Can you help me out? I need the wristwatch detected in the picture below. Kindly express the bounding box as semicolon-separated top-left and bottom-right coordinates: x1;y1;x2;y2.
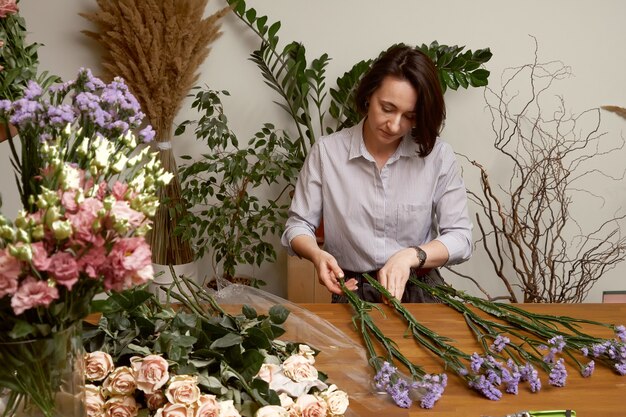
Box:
410;246;427;269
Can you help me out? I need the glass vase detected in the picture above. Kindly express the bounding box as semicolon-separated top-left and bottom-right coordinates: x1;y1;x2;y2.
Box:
0;323;86;417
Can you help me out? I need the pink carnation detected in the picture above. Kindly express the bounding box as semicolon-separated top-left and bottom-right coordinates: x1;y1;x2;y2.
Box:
103;237;153;291
78;245;107;279
67;197;103;244
31;241;51;271
0;248;21;298
11;277;59;315
60;190;79;213
110;200;146;228
111;181;129;200
48;251;80;290
0;0;18;18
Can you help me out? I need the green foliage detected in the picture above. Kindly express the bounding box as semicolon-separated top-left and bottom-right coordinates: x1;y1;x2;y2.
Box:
83;285;303;416
176;89;299;280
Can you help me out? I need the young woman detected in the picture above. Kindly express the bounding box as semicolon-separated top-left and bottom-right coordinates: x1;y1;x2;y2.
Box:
281;44;472;303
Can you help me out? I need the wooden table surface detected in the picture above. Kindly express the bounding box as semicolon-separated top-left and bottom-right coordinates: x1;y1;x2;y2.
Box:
295;303;626;417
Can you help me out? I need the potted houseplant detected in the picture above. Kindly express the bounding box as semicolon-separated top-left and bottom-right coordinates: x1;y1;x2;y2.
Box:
177;88;298;287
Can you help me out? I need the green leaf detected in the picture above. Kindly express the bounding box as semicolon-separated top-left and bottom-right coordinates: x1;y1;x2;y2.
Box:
269;305;290;324
242;305;257;319
210;333;244;349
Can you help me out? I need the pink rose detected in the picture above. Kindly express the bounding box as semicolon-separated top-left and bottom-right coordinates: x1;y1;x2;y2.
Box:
0;248;21;298
145;391;167;411
78;245;107;279
48;251;80;290
110;200;146;228
85;351;114;382
30;241;51;271
282;355;318;382
104;237;152;291
320;384;349;415
103;367;137;396
130;355;169;394
154;402;189;417
165;375;200;405
295;394;327;417
103;396;138;417
85;384;105;417
0;0;18;18
11;277;59;315
193;394;220;417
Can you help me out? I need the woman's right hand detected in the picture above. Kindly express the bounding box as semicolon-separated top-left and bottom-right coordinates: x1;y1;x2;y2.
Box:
312;250;358;295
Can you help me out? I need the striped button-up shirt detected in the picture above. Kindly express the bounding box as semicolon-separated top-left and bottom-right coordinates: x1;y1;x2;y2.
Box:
281;119;472;272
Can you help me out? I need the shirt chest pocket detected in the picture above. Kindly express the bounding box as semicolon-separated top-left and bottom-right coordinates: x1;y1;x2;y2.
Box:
395;203;430;245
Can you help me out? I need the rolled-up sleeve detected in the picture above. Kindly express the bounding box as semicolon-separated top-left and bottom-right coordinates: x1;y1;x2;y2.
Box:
281;141;323;255
433;145;473;265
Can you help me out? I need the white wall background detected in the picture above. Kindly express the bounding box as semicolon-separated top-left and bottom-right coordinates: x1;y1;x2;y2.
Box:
2;0;625;301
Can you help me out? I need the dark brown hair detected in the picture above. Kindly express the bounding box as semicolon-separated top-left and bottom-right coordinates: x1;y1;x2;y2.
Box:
355;44;446;157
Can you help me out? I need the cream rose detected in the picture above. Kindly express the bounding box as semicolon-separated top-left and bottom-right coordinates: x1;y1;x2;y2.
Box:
85;351;114;382
103;395;138;417
85;384;105;417
297;345;316;364
102;366;137;396
165;375;200;405
131;354;170;394
218;400;241;417
154;402;190;417
255;363;280;384
295;394;327;417
321;384;349;415
278;393;294;409
193;394;220;417
255;405;289;417
282;355;318;382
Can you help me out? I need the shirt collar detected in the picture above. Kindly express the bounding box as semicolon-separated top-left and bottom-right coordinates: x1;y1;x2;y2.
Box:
348;119;419;161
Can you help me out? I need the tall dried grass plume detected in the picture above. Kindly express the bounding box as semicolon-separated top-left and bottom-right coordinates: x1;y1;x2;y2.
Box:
81;0;228;265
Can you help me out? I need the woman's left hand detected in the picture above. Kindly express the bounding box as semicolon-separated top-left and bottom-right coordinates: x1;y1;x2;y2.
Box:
378;248;415;302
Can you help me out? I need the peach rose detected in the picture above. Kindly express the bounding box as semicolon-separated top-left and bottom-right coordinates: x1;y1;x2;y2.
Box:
297;345;316;364
103;396;138;417
218;400;241;417
282;355;318;382
145;391;167;411
255;405;289;417
102;367;136;396
255;363;280;384
278;393;294;409
85;351;114;382
131;355;169;394
85;384;105;417
192;394;220;417
154;402;189;417
295;394;327;417
321;384;349;415
165;375;200;405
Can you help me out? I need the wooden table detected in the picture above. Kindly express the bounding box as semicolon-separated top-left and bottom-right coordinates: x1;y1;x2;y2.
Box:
296;303;626;417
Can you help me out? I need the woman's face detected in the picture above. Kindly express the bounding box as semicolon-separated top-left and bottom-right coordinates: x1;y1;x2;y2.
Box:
363;75;417;148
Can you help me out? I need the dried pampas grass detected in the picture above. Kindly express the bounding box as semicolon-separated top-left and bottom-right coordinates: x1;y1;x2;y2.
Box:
81;0;228;264
602;105;626;121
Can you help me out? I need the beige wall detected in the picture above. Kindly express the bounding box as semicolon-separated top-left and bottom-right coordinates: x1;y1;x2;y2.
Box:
2;0;625;301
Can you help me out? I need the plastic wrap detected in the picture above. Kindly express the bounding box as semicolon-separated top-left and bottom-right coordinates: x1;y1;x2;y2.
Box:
208;278;394;416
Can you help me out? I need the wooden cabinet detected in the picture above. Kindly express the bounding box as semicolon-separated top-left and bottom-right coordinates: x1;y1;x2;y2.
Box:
286;255;331;303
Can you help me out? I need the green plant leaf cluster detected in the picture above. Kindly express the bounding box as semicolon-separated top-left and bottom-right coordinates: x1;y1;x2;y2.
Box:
83;285;303;416
176;89;299;280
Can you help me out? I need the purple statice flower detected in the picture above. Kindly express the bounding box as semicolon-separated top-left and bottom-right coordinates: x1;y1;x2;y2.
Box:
591;342;608;357
387;378;415;408
548;358;567;387
416;373;447;409
615;325;626;343
548;335;566;352
501;367;521;394
615;363;626;375
0;99;11;113
490;335;510;353
469;375;502;400
581;346;589;357
139;125;155;143
470;352;484;373
9;98;44;128
47;104;75;128
108;120;130;136
374;361;396;391
23;80;43;100
73;67;106;92
582;360;595;377
519;362;541;393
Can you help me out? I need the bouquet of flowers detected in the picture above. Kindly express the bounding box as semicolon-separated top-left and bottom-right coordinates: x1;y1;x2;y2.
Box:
83;282;350;417
0;69;169;416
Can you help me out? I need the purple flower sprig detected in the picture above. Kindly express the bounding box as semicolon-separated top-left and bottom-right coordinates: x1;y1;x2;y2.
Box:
338;279;446;409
